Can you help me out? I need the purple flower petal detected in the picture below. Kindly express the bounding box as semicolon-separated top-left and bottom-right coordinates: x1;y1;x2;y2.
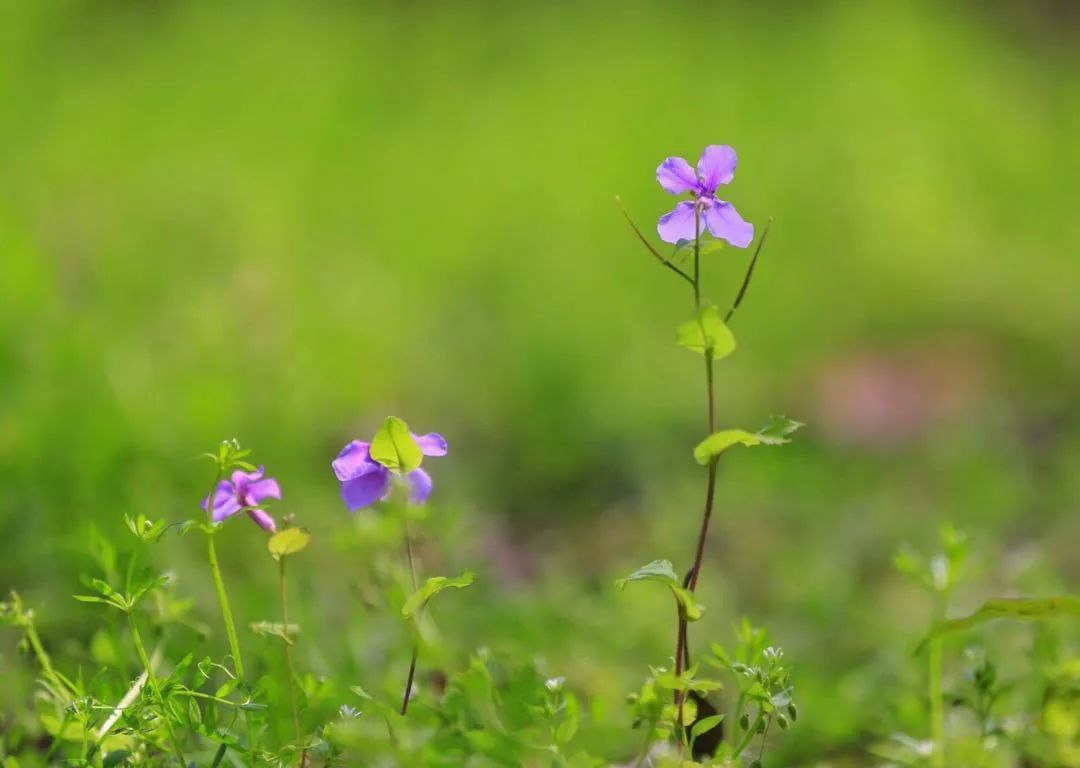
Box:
697;145;737;193
656;156;699;196
205;480;242;523
413;432;448;457
704;200;754;248
657;200;704;244
246;507;277;533
245;476;282;505
231;467;264;487
332;441;377;482
341;467;391;511
406;468;433;504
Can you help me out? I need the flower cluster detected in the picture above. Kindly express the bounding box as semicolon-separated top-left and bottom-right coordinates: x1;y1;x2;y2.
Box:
203;423;447;533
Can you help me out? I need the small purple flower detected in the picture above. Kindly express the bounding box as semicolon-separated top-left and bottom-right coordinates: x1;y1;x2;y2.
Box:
201;467;282;532
332;432;447;511
656;145;754;248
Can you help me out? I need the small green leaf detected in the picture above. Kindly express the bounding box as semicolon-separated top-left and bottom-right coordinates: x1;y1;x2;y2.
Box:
615;559;680;587
215;678;240;699
268;528;312;558
676;305;735;359
401;572;475;619
616;560;704;622
672;237;726;263
680;696;698;726
370;417;423;474
755;415;805;442
692;430;763;465
691;713;725;739
917;595;1080;652
693;415;804;465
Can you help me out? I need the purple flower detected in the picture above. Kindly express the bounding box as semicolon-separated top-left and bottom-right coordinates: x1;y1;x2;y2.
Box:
201;466;282;532
332;432;447;511
656;145;754;248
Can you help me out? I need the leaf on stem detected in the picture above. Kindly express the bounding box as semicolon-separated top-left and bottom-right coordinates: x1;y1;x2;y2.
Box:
693;415;804;465
916;595;1080;652
370;417;423;474
672;236;726;263
268;528;312;558
677;306;736;359
615;560;704;622
401;572;475;619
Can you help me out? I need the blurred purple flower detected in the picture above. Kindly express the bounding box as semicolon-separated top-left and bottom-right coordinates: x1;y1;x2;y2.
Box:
202;467;281;532
332;432;447;511
656;145;754;248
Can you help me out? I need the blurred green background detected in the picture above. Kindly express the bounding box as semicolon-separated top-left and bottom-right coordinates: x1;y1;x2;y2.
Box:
2;1;1078;762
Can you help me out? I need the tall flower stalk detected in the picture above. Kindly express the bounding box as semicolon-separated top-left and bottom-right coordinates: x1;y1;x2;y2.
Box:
620;144;783;746
331;417;451;718
198;440;283;757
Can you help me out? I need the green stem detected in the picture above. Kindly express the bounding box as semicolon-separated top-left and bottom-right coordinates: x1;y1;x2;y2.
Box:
207;534;245;681
929;635;945;768
23;613;71;703
128;612;186;766
928;589;947;768
400;517;420;716
757;714;772;764
732;710;765;757
204;470;257;757
279;556;307;766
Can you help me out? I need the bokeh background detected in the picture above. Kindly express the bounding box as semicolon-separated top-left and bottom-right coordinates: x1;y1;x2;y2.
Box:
2;1;1078;762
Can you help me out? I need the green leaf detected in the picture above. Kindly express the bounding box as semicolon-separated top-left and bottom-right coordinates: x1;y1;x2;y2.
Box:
268;528;312;558
676;305;735;359
691;713;725;740
672;237;726;263
693;415;804;465
615;560;704;622
917;595;1080;652
692;430;763;464
401;572;475;619
615;559;679;586
370;416;423;474
755;415;805;442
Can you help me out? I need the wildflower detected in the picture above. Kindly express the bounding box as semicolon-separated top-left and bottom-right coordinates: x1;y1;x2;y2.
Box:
656;145;754;247
332;431;447;511
202;467;282;532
